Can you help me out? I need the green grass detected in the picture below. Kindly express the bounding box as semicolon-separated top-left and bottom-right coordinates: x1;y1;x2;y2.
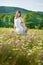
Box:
0;28;43;65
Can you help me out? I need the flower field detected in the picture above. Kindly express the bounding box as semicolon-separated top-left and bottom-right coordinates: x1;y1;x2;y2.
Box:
0;28;43;65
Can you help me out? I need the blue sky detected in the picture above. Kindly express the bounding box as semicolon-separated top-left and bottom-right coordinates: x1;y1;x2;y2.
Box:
0;0;43;11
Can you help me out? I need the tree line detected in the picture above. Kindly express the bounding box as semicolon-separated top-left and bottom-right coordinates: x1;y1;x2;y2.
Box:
0;12;43;29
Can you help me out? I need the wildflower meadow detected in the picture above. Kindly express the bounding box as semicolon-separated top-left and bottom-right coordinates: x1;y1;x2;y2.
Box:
0;28;43;65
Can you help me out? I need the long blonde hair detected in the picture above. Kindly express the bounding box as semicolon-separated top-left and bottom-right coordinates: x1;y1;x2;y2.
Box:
15;11;21;19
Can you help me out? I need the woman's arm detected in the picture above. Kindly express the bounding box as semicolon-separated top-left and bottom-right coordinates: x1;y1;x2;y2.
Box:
20;17;26;28
14;24;16;29
14;18;16;29
20;17;28;32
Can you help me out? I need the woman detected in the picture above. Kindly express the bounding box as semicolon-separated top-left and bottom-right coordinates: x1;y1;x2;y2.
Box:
14;11;28;34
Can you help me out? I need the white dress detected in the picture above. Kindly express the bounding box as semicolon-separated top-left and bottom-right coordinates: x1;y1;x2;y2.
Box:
14;17;24;34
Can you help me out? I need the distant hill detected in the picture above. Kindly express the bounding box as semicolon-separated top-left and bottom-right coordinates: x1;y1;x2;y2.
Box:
0;6;30;15
0;6;43;15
